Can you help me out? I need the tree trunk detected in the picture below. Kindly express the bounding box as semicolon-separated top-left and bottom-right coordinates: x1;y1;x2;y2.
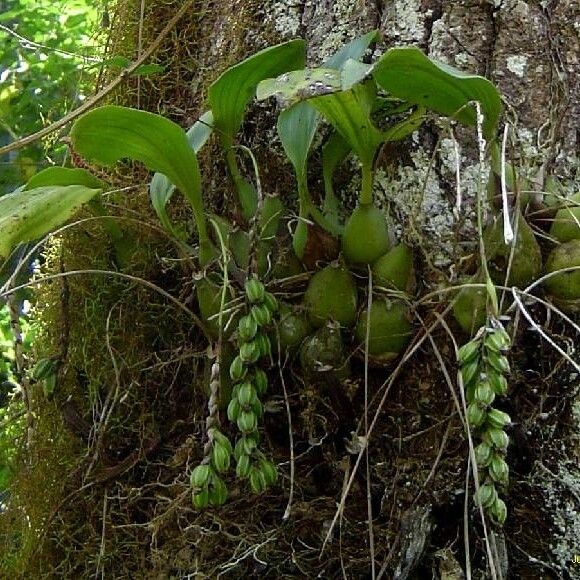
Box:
4;1;579;578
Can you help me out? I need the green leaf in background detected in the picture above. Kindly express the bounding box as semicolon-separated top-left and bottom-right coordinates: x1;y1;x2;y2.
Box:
131;63;165;77
371;47;502;138
149;110;214;238
70;105;213;264
0;185;101;260
23;166;105;190
23;166;138;268
209;39;306;143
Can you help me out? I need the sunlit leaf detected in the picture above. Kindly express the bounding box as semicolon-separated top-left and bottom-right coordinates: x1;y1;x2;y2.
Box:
257;68;340;107
149;110;214;238
372;47;501;138
70;105;211;262
0;185;100;260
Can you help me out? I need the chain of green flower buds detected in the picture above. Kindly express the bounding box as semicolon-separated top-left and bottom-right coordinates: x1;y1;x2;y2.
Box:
190;361;233;508
227;277;279;494
458;319;512;525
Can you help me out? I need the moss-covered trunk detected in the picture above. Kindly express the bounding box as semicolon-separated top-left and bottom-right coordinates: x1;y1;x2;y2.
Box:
2;1;579;578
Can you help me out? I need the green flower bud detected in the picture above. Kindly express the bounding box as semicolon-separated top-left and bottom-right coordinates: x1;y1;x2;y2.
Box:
487;370;508;396
484;331;508;354
251;303;272;327
487;408;511;429
212;430;233;454
461;360;480;388
237;382;257;407
255;333;272;358
208;475;228;506
251;398;263;418
227;396;241;422
211;442;231;473
238;314;258;342
467;403;486;428
474;442;493;467
489;455;509;485
237;410;257;433
236;454;251;478
230;355;247;382
242;435;258;455
239;341;260;363
474;381;495;406
259;458;278;486
486;351;510;374
263;292;279;313
487;428;509;450
245;278;266;304
190;464;211;488
192;487;209;509
457;341;481;365
475;482;497;509
249;467;267;494
490;497;507;525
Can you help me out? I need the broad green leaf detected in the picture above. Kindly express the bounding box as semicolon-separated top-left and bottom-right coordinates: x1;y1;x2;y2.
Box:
277;102;318;181
24;167;104;190
209;39;306;143
311;81;383;167
149;110;214;238
0;185;100;260
70;105;211;262
372;47;501;138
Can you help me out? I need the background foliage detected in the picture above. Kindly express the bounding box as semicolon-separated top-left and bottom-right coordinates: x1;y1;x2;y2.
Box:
0;0;99;193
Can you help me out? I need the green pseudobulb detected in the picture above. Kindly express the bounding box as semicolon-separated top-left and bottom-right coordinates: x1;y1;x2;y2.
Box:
355;299;413;360
544;239;580;312
342;203;390;265
549;192;580;243
484;211;542;288
452;278;487;335
372;244;414;292
277;303;311;350
300;323;350;381
304;263;358;328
